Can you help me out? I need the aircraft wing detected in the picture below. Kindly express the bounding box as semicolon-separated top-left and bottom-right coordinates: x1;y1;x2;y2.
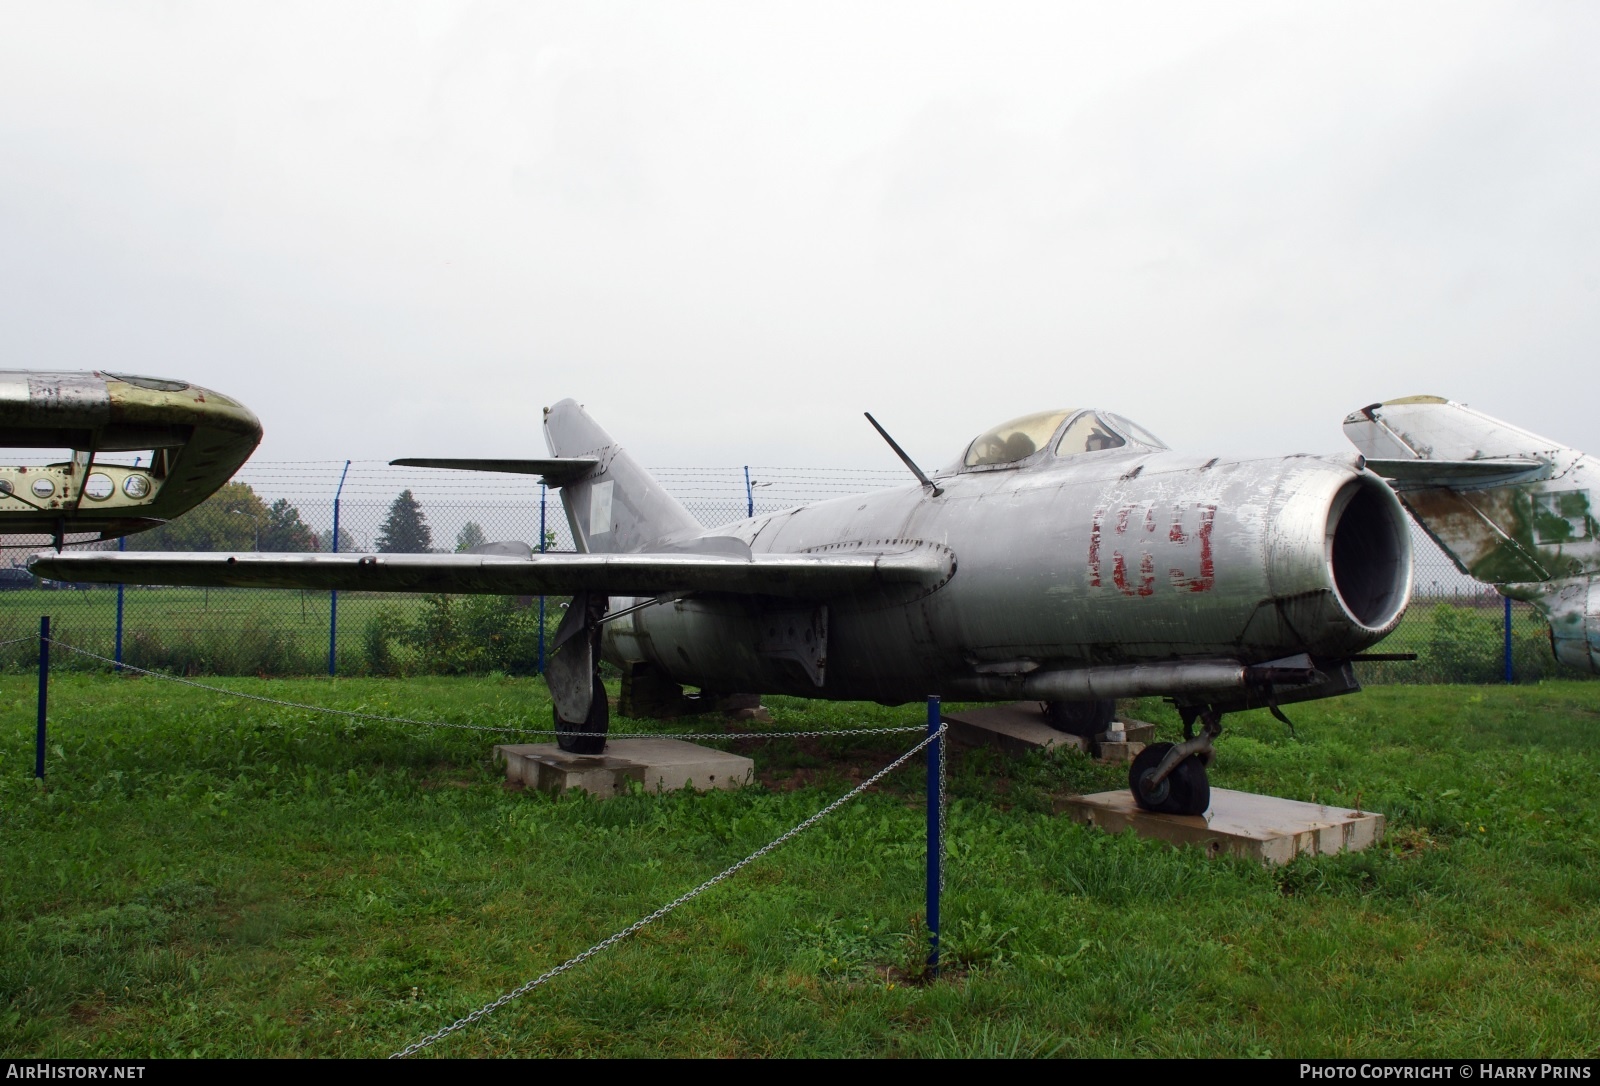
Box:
28;548;952;599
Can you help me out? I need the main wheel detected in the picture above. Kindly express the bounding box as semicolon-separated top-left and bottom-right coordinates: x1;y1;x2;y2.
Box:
1043;698;1116;737
1128;742;1210;816
555;675;610;755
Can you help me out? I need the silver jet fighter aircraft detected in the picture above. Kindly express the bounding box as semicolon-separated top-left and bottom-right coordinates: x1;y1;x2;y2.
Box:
34;400;1415;815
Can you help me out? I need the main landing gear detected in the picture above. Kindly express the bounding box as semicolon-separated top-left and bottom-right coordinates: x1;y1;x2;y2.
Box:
1128;706;1221;816
546;592;611;756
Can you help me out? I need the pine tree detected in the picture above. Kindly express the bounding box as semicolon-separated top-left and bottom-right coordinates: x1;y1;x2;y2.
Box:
376;489;433;553
260;498;317;552
455;521;487;552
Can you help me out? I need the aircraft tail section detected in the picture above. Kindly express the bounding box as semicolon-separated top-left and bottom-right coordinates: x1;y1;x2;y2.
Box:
542;399;703;554
1345;396;1600;672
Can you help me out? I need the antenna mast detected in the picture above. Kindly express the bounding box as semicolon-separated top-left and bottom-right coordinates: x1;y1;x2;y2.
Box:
864;413;943;497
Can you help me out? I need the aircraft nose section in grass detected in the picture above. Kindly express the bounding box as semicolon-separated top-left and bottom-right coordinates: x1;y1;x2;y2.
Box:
1346;396;1600;673
0;370;262;546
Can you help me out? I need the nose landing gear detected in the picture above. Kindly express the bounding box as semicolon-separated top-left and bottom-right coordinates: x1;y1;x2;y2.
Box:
1129;707;1221;816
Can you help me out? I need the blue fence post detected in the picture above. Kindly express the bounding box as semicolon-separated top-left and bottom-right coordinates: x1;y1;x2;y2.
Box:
114;533;126;670
36;616;50;779
926;694;942;977
744;465;754;518
1503;595;1514;684
329;459;351;677
538;483;547;675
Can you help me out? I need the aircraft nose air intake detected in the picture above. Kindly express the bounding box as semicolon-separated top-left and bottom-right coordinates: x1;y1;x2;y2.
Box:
1326;474;1412;632
1258;464;1412;659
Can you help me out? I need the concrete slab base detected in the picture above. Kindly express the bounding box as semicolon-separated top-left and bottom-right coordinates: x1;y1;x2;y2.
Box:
495;738;754;798
943;703;1156;763
1094;739;1145;765
1113;720;1157;745
944;704;1089;755
1064;787;1385;866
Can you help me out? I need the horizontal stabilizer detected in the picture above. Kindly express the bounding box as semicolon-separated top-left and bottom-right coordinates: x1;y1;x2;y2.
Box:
389;458;598;487
29;548;952;600
1363;456;1546;490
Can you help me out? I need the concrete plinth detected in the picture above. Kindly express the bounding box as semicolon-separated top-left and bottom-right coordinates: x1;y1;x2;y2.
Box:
495;738;754;798
943;703;1156;762
1065;787;1384;866
1094;739;1144;765
944;704;1088;755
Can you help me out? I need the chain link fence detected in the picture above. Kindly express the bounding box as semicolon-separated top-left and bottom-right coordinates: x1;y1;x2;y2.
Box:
0;460;1587;683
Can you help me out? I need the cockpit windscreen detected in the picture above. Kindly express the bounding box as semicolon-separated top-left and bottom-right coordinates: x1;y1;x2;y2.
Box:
1056;413;1125;455
1056;411;1169;456
1103;413;1167;450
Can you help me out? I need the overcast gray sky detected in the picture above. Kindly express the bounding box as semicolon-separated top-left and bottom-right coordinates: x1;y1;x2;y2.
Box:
1;1;1594;472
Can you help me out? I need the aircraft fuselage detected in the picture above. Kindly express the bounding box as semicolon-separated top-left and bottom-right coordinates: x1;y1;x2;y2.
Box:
605;448;1413;706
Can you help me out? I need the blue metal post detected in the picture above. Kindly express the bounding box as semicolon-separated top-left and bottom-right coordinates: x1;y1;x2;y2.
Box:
1503;594;1514;684
328;459;351;676
538;483;547;675
926;694;942;976
744;465;754;518
114;533;126;670
35;616;50;779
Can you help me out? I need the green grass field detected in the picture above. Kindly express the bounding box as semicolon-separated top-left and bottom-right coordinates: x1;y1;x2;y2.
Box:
3;675;1598;1057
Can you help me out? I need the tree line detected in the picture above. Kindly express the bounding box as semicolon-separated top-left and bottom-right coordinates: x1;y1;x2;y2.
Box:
128;485;492;554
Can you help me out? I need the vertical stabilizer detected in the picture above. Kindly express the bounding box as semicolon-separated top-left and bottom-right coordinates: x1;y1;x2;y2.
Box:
542;399;702;554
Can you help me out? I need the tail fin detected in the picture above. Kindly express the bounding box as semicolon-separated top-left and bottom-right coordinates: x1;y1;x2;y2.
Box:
543;399;702;554
1344;396;1596;584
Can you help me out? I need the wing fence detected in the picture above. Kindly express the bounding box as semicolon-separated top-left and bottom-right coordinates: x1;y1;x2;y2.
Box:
0;460;1584;684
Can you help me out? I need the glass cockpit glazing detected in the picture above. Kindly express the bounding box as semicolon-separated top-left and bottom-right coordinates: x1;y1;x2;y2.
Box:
963;409;1074;467
1055;411;1169;457
1102;412;1167;450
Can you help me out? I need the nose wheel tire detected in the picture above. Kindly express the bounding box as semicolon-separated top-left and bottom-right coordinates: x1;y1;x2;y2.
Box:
555;675;610;755
1129;741;1211;816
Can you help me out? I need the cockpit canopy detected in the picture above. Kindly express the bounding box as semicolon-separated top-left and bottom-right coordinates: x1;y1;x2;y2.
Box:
961;409;1167;469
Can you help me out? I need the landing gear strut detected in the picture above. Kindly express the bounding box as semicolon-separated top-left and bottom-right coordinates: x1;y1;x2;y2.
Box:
546;592;611;755
1128;707;1221;816
554;675;610;756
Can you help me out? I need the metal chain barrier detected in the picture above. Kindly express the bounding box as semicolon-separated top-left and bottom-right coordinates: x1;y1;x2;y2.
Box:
41;638;924;742
390;724;945;1059
0;636;35;649
938;722;948;894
